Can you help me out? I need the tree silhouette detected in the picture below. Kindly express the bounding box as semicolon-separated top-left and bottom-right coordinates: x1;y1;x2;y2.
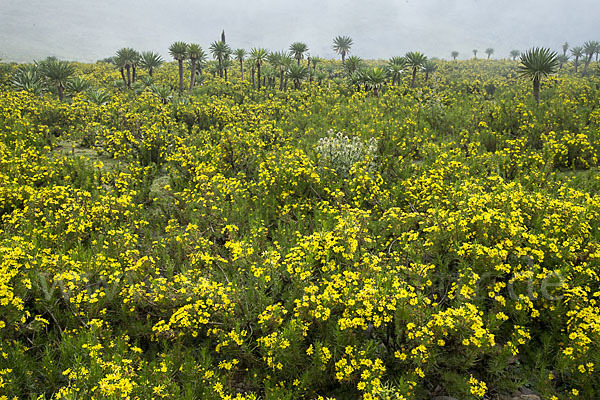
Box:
113;50;128;86
287;63;309;89
333;36;353;63
130;50;141;84
422;60;437;82
234;49;246;80
365;67;387;97
188;44;205;92
344;56;363;77
519;47;558;105
222;59;233;81
289;42;309;66
388;56;405;85
249;48;269;89
269;51;293;90
210;41;232;78
311;56;321;72
557;54;569;69
40;58;75;101
571;46;583;73
405;51;427;87
582;41;600;76
169;41;188;92
140;51;163;77
115;48;138;88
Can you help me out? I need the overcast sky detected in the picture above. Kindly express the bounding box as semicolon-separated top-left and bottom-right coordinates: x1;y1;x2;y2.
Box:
0;0;598;62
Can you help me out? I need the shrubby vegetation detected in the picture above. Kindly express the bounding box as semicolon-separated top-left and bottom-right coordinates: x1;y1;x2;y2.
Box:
316;131;378;178
1;44;600;400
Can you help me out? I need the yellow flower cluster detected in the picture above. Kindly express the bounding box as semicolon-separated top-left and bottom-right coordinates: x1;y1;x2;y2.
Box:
1;59;600;399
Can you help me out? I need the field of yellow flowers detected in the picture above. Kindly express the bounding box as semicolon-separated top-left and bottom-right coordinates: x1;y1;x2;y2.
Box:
0;60;599;400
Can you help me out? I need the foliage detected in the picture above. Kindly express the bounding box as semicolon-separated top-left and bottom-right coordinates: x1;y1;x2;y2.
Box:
10;64;45;95
1;57;600;400
140;51;164;77
39;58;75;101
289;42;309;65
316;130;378;177
518;47;559;104
66;76;91;93
333;35;353;63
405;52;427;87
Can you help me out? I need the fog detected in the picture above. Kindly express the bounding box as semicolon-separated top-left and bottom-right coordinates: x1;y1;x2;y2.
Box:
0;0;598;62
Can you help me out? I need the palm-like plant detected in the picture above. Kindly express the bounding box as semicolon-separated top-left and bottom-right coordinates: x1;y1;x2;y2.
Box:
40;58;75;101
140;51;163;77
125;48;140;85
344;55;363;76
113;49;127;86
249;48;269;89
388;57;405;85
169;41;188;92
562;42;569;56
191;52;207;83
387;63;403;86
311;56;322;72
267;52;281;83
130;50;141;84
405;51;427;87
510;50;520;61
115;48;138;88
113;79;126;91
325;65;335;79
86;89;111;106
557;54;569;69
287;63;308;89
473;49;478;59
571;46;583;72
262;65;277;88
333;35;353;63
582;40;600;76
421;60;437;82
315;70;327;85
187;43;204;92
222;59;233;81
451;51;459;60
349;69;368;91
485;48;494;59
389;56;405;66
150;85;172;104
234;49;246;80
210;40;232;78
129;80;147;96
10;64;45;95
365;67;387;97
118;48;134;87
140;75;154;87
281;52;294;89
518;47;558;105
208;61;220;78
268;51;290;90
66;76;91;93
289;42;308;66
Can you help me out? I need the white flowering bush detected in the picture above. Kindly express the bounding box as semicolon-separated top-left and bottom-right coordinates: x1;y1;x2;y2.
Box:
316;130;378;177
